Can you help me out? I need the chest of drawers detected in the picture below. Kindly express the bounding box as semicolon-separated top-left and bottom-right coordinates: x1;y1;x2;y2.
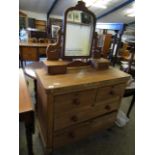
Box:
36;66;130;152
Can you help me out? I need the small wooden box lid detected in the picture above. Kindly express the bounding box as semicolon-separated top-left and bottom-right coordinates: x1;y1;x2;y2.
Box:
43;60;70;67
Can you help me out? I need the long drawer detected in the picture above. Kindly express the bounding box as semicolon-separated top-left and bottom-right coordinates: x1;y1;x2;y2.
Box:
53;112;117;148
54;97;119;130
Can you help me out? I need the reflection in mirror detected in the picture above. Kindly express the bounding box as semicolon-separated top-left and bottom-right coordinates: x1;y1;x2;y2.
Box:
64;10;94;58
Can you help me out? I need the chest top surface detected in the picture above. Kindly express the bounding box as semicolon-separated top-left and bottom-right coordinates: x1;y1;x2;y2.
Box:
36;66;130;94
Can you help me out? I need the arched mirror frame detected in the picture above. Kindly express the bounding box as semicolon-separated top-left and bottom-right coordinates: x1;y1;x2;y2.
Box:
62;1;96;59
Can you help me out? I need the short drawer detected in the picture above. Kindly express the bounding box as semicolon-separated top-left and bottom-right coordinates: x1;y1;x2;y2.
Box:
54;89;96;114
54;97;119;131
96;83;126;102
53;112;117;148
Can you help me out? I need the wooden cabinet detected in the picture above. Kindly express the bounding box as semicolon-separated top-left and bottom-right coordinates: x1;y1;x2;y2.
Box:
36;66;130;152
35;20;46;31
19;43;48;61
20;47;39;61
27;18;46;31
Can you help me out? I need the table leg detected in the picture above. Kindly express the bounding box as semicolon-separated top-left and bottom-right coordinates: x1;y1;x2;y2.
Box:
34;79;37;110
127;94;135;118
24;112;35;155
25;123;34;155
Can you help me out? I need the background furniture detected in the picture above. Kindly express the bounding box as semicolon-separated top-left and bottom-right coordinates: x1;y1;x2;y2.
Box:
36;66;130;153
19;11;46;31
102;34;112;58
19;42;48;66
121;41;135;118
19;69;34;155
118;42;130;60
96;23;125;66
35;20;46;31
27;29;47;40
28;18;35;29
120;41;135;77
19;42;47;106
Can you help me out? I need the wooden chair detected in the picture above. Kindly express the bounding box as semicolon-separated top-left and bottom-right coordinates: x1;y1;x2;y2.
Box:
121;42;135;118
120;44;135;78
119;49;130;59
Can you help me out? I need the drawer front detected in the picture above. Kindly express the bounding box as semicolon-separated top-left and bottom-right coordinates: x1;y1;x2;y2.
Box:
20;47;39;61
54;97;119;131
53;112;117;148
54;89;96;115
96;83;126;102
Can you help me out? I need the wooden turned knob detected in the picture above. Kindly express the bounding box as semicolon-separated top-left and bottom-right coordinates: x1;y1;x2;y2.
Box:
72;98;80;105
71;115;78;122
68;131;75;138
105;105;111;111
109;90;114;95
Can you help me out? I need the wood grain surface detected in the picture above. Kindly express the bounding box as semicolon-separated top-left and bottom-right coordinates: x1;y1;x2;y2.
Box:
36;66;130;94
19;42;48;47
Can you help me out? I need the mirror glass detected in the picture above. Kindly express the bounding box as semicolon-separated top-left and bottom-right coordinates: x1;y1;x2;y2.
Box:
64;10;94;57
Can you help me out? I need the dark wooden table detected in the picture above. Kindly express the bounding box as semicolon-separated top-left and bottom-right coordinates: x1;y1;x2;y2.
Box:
19;42;49;67
19;42;48;47
19;69;34;155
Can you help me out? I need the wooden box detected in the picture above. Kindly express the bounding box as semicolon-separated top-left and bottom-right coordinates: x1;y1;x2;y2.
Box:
43;60;69;75
91;58;110;70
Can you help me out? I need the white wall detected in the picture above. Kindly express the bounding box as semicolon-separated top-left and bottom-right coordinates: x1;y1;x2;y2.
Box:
20;9;62;21
50;14;62;20
20;9;47;20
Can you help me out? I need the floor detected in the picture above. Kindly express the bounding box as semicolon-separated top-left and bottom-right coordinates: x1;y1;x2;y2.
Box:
19;76;135;155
